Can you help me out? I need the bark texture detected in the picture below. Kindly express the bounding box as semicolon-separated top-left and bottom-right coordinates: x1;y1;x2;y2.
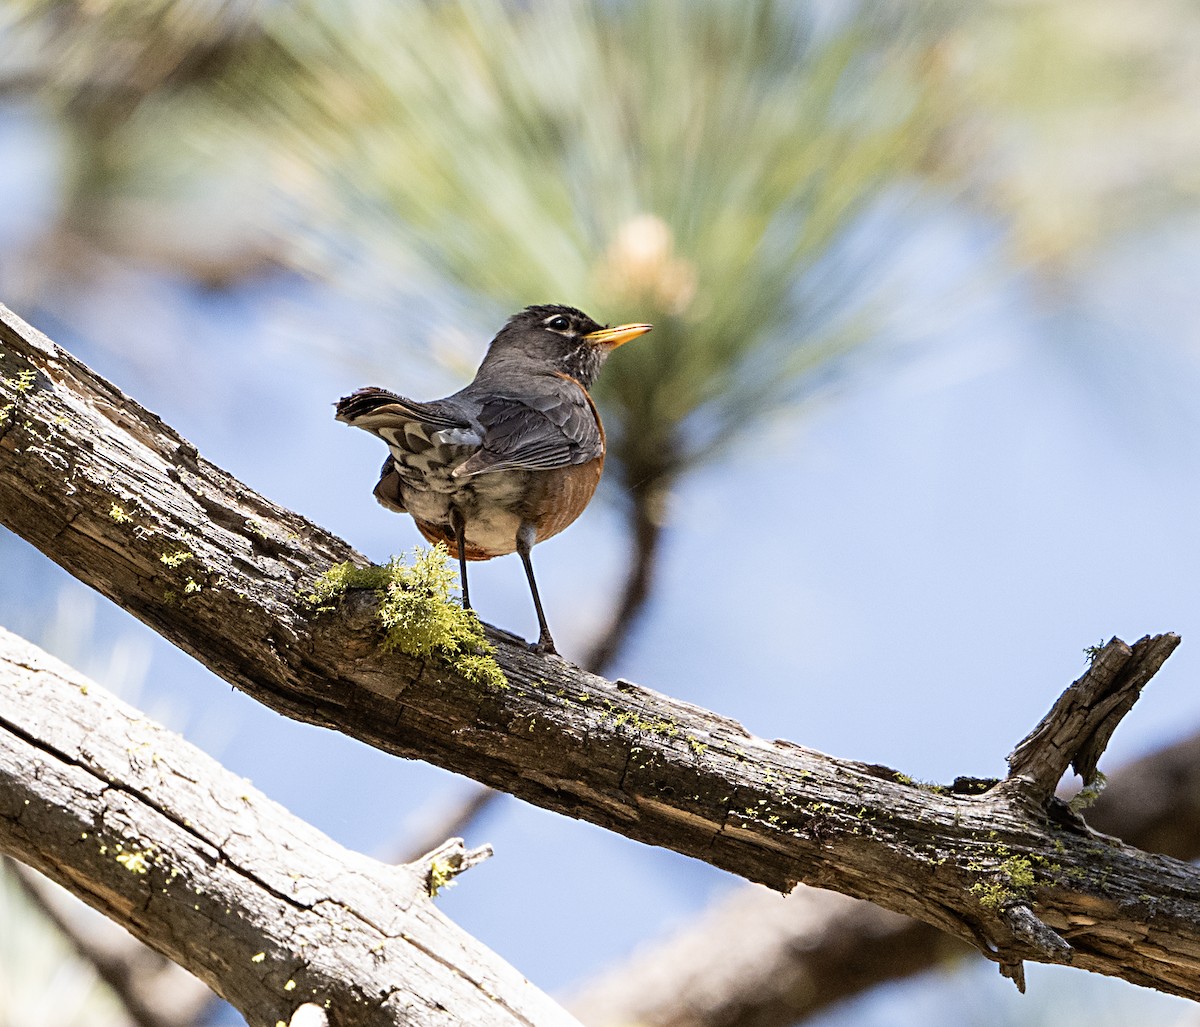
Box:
569;722;1200;1027
0;627;577;1027
3;303;1200;999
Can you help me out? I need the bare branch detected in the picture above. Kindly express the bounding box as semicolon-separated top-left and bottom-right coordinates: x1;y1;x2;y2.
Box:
2;303;1200;998
570;655;1200;1027
1007;636;1180;799
0;627;578;1027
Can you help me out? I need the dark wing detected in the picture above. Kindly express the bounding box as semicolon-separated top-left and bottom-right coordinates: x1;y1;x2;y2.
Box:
453;378;603;477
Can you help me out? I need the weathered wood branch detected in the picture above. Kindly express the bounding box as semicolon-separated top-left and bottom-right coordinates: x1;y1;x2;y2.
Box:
570;720;1200;1027
3;303;1200;997
1008;636;1176;799
0;626;577;1027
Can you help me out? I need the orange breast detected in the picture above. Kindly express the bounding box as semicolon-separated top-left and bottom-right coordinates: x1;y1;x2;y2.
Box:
531;455;604;543
533;376;605;542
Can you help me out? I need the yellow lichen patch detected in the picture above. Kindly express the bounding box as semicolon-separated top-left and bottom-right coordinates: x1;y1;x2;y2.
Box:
428;857;456;898
110;503;133;524
969;854;1038;910
115;850;150;874
302;546;506;690
160;550;194;568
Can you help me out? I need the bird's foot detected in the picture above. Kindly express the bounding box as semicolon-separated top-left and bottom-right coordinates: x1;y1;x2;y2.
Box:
532;634;558;657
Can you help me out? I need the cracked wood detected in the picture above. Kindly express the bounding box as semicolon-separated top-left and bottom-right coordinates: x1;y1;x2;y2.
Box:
0;627;577;1027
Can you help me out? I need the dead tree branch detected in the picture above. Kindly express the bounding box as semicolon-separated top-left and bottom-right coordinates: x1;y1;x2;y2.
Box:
2;303;1199;998
568;714;1200;1027
0;626;577;1027
1008;637;1173;798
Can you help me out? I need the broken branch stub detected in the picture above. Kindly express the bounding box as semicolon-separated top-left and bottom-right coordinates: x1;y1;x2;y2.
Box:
1006;634;1180;801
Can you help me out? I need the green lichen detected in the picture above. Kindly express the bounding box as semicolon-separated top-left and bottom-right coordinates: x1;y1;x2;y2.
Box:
110;503;133;524
1;368;34;421
455;653;505;687
601;702;681;739
970;854;1037;910
160;550;194;568
969;881;1010;909
303;545;506;690
301;560;392;610
893;771;950;794
1000;855;1036;891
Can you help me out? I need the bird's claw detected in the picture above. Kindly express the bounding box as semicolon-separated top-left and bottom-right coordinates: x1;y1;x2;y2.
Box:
532;637;558;657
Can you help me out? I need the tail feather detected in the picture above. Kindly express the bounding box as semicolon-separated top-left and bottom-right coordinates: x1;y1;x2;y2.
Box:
335;388;471;431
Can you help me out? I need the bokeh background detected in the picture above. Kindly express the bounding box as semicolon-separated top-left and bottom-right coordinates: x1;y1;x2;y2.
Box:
3;1;1200;1024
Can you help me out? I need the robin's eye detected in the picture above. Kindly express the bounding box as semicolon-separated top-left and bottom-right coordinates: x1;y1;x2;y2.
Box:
546;315;571;332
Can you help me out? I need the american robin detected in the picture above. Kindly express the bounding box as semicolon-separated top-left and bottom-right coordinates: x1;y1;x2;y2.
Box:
336;304;652;655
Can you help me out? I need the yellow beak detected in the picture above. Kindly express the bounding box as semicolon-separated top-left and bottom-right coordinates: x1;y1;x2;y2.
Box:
583;323;653;349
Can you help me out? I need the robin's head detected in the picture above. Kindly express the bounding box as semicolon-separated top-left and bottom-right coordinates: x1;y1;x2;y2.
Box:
480;304;652;388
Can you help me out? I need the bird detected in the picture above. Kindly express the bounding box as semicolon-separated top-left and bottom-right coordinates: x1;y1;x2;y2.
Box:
336;304;652;655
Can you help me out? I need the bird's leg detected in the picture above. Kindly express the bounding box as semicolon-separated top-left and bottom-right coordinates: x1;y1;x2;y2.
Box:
516;522;556;655
450;507;471;610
